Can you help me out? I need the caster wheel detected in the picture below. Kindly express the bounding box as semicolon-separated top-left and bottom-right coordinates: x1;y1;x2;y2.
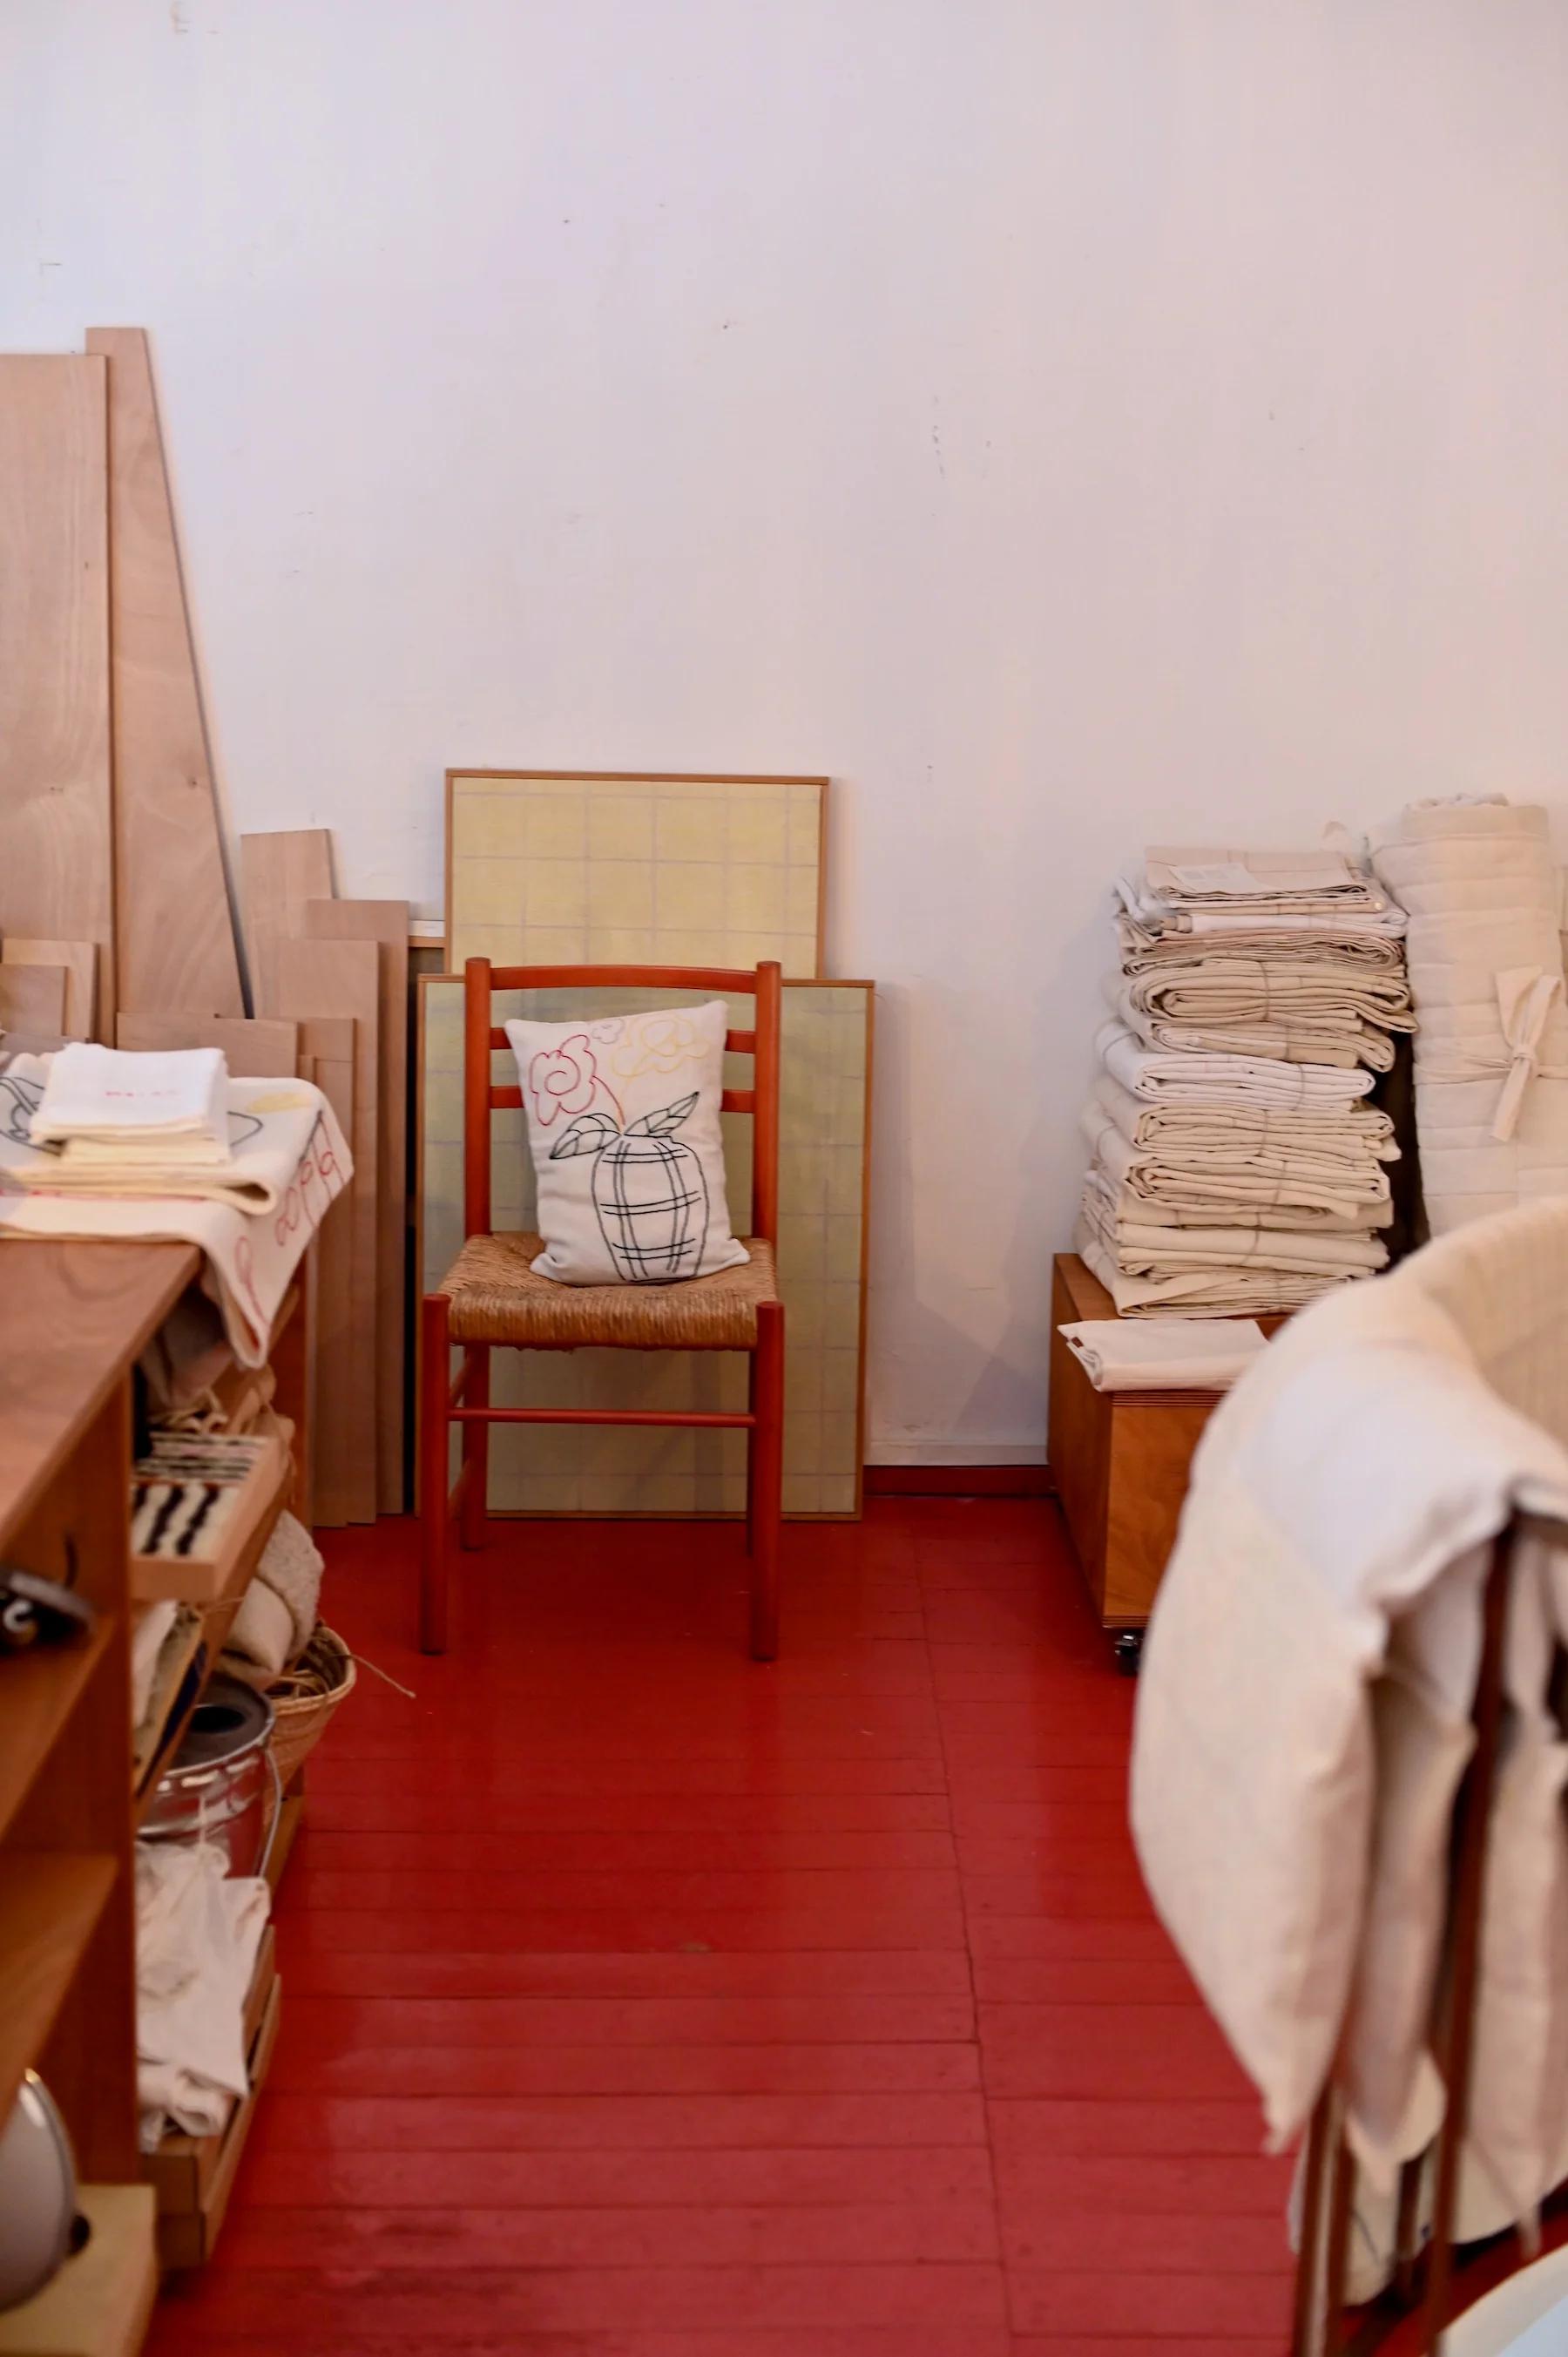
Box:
1112;1630;1144;1676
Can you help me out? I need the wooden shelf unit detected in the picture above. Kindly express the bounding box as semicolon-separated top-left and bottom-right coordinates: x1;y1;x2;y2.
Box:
0;1237;314;2340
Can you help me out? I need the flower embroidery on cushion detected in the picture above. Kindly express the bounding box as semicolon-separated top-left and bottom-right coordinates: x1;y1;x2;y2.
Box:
610;1012;710;1080
528;1033;605;1128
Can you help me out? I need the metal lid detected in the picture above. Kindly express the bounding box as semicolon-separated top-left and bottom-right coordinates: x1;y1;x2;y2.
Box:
168;1673;274;1770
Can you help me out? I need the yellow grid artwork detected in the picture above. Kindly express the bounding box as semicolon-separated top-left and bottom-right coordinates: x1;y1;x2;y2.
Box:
447;771;828;979
417;974;871;1517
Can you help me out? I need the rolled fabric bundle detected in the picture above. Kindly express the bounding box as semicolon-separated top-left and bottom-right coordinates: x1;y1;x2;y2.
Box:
1370;798;1568;1230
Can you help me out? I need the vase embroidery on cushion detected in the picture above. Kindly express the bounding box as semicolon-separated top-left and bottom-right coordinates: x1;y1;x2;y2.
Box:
550;1094;711;1283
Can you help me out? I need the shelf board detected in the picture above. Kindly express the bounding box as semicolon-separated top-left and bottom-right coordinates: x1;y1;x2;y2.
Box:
0;1850;118;2117
0;1620;116;1843
0;2181;157;2357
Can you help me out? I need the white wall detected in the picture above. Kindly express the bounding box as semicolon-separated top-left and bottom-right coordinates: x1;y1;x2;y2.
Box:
4;1;1567;1461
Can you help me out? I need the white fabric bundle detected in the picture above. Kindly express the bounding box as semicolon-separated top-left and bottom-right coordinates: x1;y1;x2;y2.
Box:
1082;1102;1393;1229
1130;1198;1568;2292
0;1055;351;1365
1369;797;1568;1234
136;1839;270;2149
1087;1074;1396;1178
224;1512;323;1680
33;1044;231;1163
1058;1317;1267;1392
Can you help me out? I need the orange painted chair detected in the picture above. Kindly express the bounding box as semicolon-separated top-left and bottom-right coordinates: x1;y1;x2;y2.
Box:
420;958;784;1660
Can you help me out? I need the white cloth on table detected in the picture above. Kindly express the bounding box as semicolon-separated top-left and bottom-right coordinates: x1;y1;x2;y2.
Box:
136;1839;270;2150
1058;1316;1267;1392
1370;797;1568;1232
1095;1020;1376;1112
33;1044;231;1162
1129;1200;1568;2258
6;1067;333;1212
0;1057;351;1366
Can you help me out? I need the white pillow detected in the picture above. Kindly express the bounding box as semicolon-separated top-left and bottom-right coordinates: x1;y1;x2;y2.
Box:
504;999;749;1286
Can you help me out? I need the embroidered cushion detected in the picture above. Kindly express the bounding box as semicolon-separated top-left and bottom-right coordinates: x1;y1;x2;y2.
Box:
504;1000;749;1286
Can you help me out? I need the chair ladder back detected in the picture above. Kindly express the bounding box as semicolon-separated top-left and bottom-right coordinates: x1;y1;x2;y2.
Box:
463;953;783;1247
463;957;494;1238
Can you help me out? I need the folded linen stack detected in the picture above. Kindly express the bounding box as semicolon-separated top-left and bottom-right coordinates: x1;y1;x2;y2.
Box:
1076;845;1413;1315
31;1042;232;1170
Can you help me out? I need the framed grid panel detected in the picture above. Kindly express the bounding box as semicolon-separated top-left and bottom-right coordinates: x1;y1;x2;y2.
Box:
446;771;828;980
417;974;871;1518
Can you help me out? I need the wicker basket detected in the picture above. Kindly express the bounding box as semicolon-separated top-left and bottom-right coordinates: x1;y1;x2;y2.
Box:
264;1622;356;1789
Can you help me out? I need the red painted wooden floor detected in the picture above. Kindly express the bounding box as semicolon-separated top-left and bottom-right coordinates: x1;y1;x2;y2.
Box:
147;1499;1293;2354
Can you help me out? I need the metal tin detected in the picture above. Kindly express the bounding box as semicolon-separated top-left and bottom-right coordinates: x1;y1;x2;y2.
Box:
141;1675;277;1879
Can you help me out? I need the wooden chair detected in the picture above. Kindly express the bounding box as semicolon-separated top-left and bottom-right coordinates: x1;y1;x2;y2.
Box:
420;958;785;1660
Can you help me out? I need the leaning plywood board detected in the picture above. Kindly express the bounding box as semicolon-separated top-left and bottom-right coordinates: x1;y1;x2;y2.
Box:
446;771;828;979
0;356;113;1037
1;940;93;1037
302;900;409;1510
117;1013;300;1076
297;1017;356;1526
0;964;68;1035
272;943;379;1521
240;830;334;1014
418;974;871;1517
87;328;244;1021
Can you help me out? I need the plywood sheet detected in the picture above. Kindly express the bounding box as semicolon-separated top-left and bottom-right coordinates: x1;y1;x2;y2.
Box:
296;1016;356;1527
0;964;68;1034
302;899;409;1510
0;356;113;1037
272;942;379;1521
240;830;334;1013
417;974;870;1516
3;938;96;1038
447;772;828;979
86;327;244;1021
116;1013;299;1077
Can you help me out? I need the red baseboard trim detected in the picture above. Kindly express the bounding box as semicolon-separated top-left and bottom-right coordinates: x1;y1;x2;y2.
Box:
864;1464;1056;1499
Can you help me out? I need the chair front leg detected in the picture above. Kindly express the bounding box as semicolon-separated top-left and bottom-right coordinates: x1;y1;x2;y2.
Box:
461;1344;490;1550
750;1301;785;1662
420;1293;454;1653
745;1346;760;1556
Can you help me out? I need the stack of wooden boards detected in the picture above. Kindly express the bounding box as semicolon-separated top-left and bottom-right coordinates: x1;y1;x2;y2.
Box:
0;332;405;1522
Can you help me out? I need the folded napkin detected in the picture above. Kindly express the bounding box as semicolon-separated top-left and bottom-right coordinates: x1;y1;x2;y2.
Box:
1059;1317;1267;1392
33;1043;230;1162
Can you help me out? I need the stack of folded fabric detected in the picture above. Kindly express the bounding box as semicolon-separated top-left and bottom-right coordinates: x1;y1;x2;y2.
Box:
30;1042;231;1172
1077;844;1414;1315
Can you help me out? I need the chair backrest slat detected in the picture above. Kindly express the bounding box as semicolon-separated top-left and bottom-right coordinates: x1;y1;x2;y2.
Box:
463;957;784;1248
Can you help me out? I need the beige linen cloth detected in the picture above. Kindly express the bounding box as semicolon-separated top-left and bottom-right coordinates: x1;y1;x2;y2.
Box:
1112;972;1407;1074
1058;1317;1267;1392
1371;797;1568;1234
1082;1109;1392;1229
1131;1198;1568;2294
1080;1170;1388;1277
1096;1019;1375;1112
1087;1074;1396;1179
1141;845;1395;917
1075;1222;1343;1315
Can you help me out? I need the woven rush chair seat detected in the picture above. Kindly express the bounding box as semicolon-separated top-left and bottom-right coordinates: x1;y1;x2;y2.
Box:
440;1231;780;1351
